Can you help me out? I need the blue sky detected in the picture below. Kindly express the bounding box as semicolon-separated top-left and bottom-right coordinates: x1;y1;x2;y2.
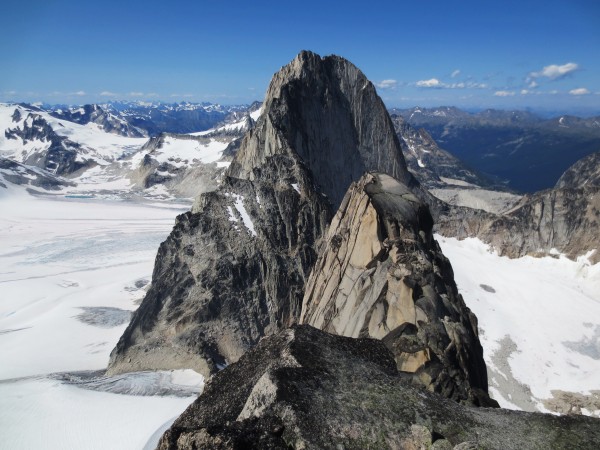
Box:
1;0;599;114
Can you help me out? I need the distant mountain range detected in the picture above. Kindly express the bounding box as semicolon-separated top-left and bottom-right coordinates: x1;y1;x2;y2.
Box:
5;100;600;196
0;101;261;199
33;100;256;137
391;106;600;192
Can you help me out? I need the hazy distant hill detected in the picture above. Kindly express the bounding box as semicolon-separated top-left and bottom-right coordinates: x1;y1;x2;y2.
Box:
391;106;600;192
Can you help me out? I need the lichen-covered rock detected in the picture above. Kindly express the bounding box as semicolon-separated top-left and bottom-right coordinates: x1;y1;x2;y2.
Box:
301;173;494;405
157;325;600;450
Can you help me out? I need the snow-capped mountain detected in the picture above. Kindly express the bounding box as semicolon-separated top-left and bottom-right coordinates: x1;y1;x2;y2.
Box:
50;103;147;138
0;156;73;193
0;102;260;199
100;101;252;136
0;103;147;176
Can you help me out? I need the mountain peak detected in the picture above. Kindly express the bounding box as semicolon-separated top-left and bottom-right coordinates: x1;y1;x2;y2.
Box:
228;51;414;208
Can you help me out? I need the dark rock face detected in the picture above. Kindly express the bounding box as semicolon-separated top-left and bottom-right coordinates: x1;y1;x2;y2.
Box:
436;152;600;263
107;51;419;376
301;173;493;405
158;325;600;450
228;51;415;209
391;114;502;190
108;166;331;375
4;112;90;175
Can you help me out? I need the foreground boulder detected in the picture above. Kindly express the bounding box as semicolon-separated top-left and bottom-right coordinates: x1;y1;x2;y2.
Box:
301;173;493;405
158;325;600;450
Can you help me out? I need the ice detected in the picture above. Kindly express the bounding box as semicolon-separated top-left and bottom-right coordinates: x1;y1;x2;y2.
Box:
0;378;197;450
224;193;256;236
157;136;228;165
437;235;600;412
250;107;262;121
0;188;199;448
232;194;256;237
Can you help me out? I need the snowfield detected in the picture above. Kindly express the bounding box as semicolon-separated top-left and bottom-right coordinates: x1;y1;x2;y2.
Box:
2;97;600;446
437;235;600;415
0;187;202;450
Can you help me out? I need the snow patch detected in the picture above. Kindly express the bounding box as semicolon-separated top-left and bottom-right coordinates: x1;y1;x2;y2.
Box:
437;235;600;412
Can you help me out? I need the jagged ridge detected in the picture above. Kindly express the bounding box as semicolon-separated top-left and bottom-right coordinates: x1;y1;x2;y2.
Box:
107;51;418;377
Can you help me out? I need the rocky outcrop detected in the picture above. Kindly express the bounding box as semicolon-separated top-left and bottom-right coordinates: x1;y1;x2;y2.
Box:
436;152;600;263
4;112;91;175
555;151;600;189
157;325;600;450
0;157;74;191
301;173;493;405
108;51;418;377
391;114;501;190
107;164;331;376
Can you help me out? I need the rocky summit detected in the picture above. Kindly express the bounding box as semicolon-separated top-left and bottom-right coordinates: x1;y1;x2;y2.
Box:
157;325;600;450
301;173;493;405
107;51;420;377
107;50;495;408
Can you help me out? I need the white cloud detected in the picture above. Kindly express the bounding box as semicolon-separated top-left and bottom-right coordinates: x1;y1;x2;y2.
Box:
494;90;516;97
73;91;86;96
520;89;530;95
415;78;487;89
528;80;538;88
375;79;397;89
416;78;442;88
451;69;461;78
530;62;578;80
128;92;144;97
569;88;590;96
100;91;118;97
467;82;488;89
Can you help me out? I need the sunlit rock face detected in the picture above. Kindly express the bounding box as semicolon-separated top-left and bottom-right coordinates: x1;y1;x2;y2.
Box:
301;173;494;405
